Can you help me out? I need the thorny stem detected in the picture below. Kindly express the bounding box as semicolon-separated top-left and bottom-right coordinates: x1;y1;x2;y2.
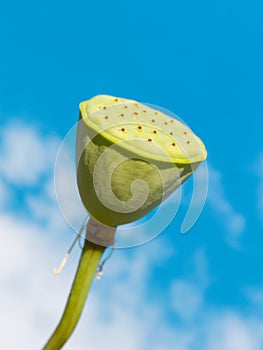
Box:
42;236;105;350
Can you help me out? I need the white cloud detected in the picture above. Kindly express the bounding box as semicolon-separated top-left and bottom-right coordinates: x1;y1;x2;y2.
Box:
170;280;203;320
0;212;79;350
52;143;87;233
207;166;245;247
1;121;263;350
2;213;263;350
170;249;209;320
0;208;183;350
158;162;245;242
205;312;263;350
0;121;179;350
0;177;11;208
0;120;86;234
0;122;60;186
244;286;263;309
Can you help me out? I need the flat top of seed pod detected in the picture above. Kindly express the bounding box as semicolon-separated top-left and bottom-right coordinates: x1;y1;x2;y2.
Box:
79;95;207;164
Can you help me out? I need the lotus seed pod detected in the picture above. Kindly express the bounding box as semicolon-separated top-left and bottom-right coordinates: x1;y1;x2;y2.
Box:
76;95;207;227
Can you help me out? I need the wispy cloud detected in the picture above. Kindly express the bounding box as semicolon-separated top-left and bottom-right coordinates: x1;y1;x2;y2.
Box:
159;163;245;245
0;177;12;209
206;166;246;247
0;122;60;186
0;121;262;350
204;311;263;350
2;206;262;350
170;249;209;321
244;286;263;310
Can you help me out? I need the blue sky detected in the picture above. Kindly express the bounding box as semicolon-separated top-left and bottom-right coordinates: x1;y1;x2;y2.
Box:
0;0;263;349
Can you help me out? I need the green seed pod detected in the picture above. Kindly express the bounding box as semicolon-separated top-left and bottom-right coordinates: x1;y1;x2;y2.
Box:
76;95;207;227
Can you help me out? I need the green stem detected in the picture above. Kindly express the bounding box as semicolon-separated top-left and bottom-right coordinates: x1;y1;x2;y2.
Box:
43;239;105;350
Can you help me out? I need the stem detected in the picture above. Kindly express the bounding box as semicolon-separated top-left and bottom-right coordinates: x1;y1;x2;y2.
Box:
43;238;105;350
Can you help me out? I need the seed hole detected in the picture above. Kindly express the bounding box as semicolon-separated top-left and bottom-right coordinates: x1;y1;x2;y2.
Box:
153;130;157;134
148;138;152;142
